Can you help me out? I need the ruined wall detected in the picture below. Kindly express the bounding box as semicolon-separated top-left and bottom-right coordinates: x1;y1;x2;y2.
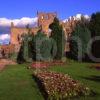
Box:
61;17;78;52
0;44;15;58
10;24;39;45
62;17;77;36
37;12;57;34
10;12;56;45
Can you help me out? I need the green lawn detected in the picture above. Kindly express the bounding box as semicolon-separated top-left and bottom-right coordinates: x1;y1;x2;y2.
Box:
0;62;100;100
0;64;44;100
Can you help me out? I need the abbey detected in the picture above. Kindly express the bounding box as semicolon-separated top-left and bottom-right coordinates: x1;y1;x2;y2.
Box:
0;12;77;58
10;12;57;52
11;12;57;44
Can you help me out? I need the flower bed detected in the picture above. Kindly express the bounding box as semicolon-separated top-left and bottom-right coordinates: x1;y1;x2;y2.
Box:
90;64;100;70
31;61;65;69
34;71;91;99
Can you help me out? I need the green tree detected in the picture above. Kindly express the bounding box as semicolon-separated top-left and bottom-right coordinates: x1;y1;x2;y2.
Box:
17;25;33;63
70;19;91;61
32;30;56;61
49;17;65;60
89;12;100;37
40;37;56;61
89;12;100;59
32;30;46;61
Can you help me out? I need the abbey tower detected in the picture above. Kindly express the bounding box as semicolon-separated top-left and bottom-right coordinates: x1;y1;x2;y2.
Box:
37;12;57;33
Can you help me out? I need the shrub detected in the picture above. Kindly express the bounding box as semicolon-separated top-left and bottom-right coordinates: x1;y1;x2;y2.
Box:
32;31;57;61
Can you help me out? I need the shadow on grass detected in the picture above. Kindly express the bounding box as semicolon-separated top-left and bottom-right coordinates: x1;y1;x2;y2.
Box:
32;74;48;100
80;75;100;97
81;75;100;82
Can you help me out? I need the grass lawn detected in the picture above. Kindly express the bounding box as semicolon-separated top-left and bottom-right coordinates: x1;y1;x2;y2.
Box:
0;64;44;100
0;61;100;100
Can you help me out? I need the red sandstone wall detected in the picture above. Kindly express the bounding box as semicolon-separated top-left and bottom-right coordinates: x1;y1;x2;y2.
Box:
37;12;57;33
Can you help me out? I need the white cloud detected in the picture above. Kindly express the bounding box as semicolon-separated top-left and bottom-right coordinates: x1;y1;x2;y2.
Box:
0;17;38;44
0;34;10;41
0;17;38;27
0;34;10;44
75;14;90;20
63;14;90;22
75;14;82;20
84;15;90;19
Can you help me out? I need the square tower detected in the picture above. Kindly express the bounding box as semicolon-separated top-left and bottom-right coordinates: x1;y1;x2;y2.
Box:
37;12;57;33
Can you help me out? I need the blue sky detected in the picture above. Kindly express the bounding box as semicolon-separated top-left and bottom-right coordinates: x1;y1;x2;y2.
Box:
0;0;100;19
0;0;100;44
